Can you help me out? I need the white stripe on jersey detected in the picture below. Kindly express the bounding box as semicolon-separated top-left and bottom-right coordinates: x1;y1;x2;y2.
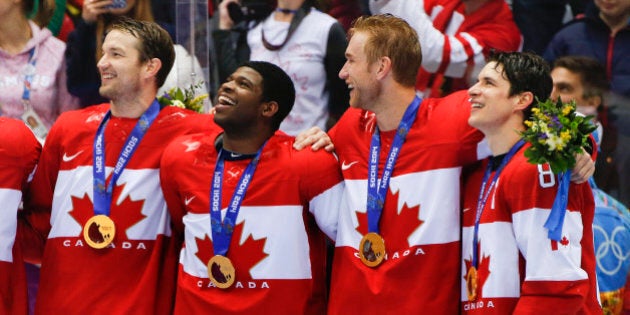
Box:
513;208;586;281
181;205;313;279
309;182;344;240
461;208;587;300
49;167;172;239
337;167;462;248
0;188;21;262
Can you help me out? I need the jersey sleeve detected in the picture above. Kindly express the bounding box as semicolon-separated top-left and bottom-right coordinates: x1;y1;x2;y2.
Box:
159;136;188;235
504;162;595;313
293;147;344;241
21;115;65;262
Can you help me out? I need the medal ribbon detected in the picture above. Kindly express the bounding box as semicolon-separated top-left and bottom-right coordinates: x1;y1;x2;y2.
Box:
92;100;160;216
472;140;525;268
544;170;571;241
210;143;266;256
21;48;37;104
366;96;421;234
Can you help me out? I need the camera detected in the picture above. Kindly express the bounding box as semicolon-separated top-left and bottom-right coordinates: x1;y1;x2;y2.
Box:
227;1;273;24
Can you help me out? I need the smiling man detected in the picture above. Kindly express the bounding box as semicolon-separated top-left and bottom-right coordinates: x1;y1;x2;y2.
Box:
461;51;600;314
159;61;344;314
23;17;215;314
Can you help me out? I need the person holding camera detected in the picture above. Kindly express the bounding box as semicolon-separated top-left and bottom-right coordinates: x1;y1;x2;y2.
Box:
66;0;209;110
213;0;349;135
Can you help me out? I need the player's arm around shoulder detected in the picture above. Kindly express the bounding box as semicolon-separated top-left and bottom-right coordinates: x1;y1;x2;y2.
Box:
159;133;205;234
291;141;344;241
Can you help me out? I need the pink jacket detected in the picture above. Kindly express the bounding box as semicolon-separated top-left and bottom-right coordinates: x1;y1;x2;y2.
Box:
0;21;79;130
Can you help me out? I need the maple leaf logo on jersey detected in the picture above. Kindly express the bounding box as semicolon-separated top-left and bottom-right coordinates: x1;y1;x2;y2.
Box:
355;189;424;252
68;183;147;240
464;241;491;299
195;221;268;281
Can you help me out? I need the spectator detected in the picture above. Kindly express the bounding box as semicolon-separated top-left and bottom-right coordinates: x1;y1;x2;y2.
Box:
369;0;522;98
0;119;40;315
160;61;344;314
0;0;79;142
544;0;630;99
551;55;630;314
66;0;209;109
22;17;215;314
213;0;349;135
462;51;600;313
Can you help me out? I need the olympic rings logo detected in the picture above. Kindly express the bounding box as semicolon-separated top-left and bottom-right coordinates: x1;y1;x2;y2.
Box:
593;224;630;276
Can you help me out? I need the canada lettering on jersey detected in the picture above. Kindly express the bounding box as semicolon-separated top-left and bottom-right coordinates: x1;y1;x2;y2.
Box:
62;238;148;250
353;246;425;260
463;300;495;311
198;279;271;289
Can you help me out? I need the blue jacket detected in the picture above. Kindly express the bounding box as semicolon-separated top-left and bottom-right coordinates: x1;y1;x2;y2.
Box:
544;6;630;98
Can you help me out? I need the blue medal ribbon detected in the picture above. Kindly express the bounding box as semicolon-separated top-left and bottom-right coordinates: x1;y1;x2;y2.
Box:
210;143;266;256
92;100;160;216
544;170;571;241
472;140;525;268
22;48;37;103
366;96;421;234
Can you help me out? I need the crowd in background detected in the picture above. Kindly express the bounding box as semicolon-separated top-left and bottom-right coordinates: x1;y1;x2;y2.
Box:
1;0;629;314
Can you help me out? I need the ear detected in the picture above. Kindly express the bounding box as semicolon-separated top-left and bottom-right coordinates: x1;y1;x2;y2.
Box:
514;91;534;112
261;101;279;119
585;95;602;108
375;56;392;80
144;58;162;80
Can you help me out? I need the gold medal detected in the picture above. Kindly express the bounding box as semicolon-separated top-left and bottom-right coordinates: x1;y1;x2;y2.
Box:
83;215;116;249
207;255;236;289
466;266;478;301
359;232;386;267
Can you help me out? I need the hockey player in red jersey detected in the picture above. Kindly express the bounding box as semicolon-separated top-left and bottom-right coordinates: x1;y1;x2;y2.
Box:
22;17;216;314
159;61;344;314
0;118;40;315
293;15;596;314
461;51;601;314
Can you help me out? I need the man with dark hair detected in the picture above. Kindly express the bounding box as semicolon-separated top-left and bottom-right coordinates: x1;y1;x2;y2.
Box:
23;17;215;314
159;61;344;314
461;51;600;313
551;55;630;315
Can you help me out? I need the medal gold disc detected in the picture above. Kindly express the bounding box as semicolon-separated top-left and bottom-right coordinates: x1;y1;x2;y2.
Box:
466;266;478;301
207;255;236;289
359;232;386;268
83;215;116;249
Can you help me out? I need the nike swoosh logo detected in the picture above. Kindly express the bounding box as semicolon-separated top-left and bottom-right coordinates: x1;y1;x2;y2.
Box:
185;196;196;206
62;150;84;162
341;161;358;171
462;208;471;212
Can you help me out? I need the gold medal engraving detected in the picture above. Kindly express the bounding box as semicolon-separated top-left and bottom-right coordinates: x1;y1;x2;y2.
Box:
83;215;116;249
207;255;236;289
359;232;386;267
466;266;478;301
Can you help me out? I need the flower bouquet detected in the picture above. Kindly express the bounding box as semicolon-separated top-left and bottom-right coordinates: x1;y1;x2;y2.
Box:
158;81;208;113
520;97;597;240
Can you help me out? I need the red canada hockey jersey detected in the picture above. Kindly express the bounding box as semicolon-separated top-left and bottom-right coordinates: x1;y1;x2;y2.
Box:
24;104;215;314
327;91;484;314
461;145;601;314
160;129;344;314
0;118;40;315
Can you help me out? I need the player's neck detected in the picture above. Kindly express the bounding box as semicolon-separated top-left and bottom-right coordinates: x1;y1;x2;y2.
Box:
221;129;273;155
373;87;417;131
486;122;525;156
109;88;157;118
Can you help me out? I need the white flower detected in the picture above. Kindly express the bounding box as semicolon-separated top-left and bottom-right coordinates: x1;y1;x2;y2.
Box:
171;99;186;109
